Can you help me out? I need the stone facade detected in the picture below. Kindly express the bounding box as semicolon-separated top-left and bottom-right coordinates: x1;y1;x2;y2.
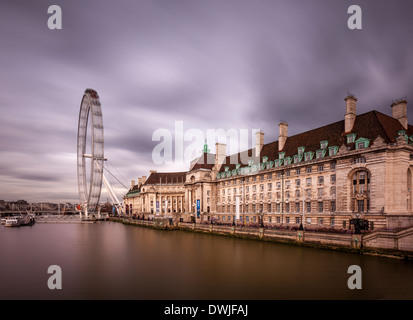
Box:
124;96;413;231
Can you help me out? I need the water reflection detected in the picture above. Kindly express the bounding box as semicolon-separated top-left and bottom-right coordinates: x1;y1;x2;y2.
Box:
0;222;412;299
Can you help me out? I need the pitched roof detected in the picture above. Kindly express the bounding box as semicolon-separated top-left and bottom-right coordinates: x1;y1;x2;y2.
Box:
218;110;412;174
143;171;187;185
189;152;216;171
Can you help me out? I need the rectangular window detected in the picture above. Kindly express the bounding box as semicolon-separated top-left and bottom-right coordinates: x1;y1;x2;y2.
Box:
276;203;281;212
268;183;272;190
331;201;336;212
306;178;312;186
286;170;290;177
306;217;312;225
285;203;290;213
286;217;290;224
295;202;300;212
320;141;328;149
286;181;291;188
260;184;264;191
295;189;300;198
318;165;324;172
357;200;364;212
356;141;365;149
347;133;356;143
318;176;324;184
318;201;323;212
331;217;335;227
295;179;301;186
277;216;281;223
296;217;301;224
268;192;272;199
331;174;336;184
318;217;324;225
331;162;336;170
306;167;312;173
306;202;311;213
318;188;324;197
268;204;272;212
306;189;311;197
296;168;301;175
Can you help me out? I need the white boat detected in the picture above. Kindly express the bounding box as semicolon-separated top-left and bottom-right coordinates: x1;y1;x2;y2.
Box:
4;217;24;227
4;215;36;227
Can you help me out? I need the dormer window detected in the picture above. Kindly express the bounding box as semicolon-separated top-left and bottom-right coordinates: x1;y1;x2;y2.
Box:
355;138;370;150
248;160;253;167
236;163;241;169
320;140;328;149
262;156;268;163
284;157;292;165
304;151;314;161
316;150;326;159
298;146;305;156
294;154;302;164
398;130;406;136
328;146;339;157
275;159;283;167
225;166;229;172
279;152;285;159
347;133;356;144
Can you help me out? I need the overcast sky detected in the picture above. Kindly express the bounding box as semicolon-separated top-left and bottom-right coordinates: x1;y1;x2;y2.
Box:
1;0;413;203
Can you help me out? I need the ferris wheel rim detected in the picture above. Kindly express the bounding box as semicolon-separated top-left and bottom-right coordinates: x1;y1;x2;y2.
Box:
77;88;104;213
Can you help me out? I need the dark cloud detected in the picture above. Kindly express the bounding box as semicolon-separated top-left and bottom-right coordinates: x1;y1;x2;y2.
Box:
1;0;413;202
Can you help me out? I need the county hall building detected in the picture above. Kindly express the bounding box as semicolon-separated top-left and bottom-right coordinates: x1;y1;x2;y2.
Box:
124;95;413;231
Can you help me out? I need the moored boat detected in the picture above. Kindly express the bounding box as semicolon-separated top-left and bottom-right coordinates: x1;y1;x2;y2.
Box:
4;215;36;227
5;217;24;227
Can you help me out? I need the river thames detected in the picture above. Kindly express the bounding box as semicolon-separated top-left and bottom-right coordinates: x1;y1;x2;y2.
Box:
1;221;413;300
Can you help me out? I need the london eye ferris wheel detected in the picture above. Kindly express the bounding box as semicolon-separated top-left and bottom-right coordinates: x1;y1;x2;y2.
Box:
77;88;105;215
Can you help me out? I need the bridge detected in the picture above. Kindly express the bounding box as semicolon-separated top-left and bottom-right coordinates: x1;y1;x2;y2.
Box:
1;212;110;223
36;213;110;223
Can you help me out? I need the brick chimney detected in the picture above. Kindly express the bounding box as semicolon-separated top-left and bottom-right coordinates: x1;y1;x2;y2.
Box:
391;99;408;130
215;142;227;165
344;95;357;133
278;121;288;151
255;130;264;158
142;176;146;184
131;180;135;190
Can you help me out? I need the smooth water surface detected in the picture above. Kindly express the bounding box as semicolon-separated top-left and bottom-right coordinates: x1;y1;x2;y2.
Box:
1;222;412;299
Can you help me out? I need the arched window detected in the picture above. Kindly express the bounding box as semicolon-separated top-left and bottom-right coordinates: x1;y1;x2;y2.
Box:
352;170;370;213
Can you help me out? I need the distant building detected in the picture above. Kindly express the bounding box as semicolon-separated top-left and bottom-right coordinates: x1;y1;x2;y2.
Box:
124;96;413;230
